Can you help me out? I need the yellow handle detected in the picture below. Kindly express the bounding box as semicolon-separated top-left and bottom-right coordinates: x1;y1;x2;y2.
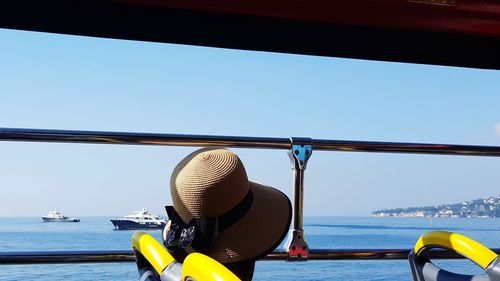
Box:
414;231;497;269
132;231;176;274
182;252;241;281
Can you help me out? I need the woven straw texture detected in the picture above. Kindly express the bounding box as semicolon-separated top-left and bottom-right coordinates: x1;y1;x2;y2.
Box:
169;148;291;263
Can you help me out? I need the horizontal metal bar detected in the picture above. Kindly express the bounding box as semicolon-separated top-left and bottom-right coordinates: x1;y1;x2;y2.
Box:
313;139;500;156
2;249;500;264
0;250;135;264
2;128;500;157
0;128;290;150
265;249;500;260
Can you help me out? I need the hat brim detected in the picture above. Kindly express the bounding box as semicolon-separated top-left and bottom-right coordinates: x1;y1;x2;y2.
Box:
164;181;292;264
204;181;292;263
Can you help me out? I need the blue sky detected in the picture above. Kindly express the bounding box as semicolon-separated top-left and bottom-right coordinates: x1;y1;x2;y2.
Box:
1;28;499;216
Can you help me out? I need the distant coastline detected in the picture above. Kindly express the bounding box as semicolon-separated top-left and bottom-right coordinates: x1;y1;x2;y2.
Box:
372;196;500;218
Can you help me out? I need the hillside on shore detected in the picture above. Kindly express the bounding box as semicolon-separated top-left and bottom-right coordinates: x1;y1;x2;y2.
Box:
373;196;500;218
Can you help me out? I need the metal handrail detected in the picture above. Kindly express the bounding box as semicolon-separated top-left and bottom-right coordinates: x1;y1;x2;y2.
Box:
2;127;500;156
2;127;500;265
2;249;500;264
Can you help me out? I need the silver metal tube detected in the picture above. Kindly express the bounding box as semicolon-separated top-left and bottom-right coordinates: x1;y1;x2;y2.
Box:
1;249;499;264
292;169;305;230
285;140;312;260
0;128;290;150
2;128;500;156
312;139;500;156
0;250;135;264
265;249;488;260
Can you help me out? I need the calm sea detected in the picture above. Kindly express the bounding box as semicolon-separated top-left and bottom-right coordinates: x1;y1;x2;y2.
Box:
1;217;499;280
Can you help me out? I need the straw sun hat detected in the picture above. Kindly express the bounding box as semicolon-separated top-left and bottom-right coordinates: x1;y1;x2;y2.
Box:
163;147;292;264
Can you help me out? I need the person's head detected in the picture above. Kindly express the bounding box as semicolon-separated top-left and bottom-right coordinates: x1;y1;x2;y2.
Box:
163;148;292;280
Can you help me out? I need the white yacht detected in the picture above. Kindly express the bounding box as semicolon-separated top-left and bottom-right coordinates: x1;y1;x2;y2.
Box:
42;210;80;222
110;208;166;230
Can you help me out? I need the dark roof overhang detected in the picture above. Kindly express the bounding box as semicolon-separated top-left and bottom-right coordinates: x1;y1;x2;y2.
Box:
1;0;499;69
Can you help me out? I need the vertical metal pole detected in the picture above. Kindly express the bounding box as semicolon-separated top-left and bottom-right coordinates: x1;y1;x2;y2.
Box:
285;137;312;260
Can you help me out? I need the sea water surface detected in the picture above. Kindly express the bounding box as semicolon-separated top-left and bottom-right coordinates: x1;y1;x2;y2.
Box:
1;217;499;280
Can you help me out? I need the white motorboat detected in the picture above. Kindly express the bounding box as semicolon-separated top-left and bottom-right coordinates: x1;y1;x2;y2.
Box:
110;208;166;230
42;210;80;222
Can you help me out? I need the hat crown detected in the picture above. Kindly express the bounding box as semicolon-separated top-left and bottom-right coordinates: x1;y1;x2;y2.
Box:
170;148;249;222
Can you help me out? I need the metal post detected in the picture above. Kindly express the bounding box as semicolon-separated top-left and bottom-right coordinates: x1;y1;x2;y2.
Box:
285;137;312;260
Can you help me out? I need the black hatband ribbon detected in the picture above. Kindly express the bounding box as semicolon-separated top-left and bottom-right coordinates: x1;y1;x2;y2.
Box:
164;189;254;252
